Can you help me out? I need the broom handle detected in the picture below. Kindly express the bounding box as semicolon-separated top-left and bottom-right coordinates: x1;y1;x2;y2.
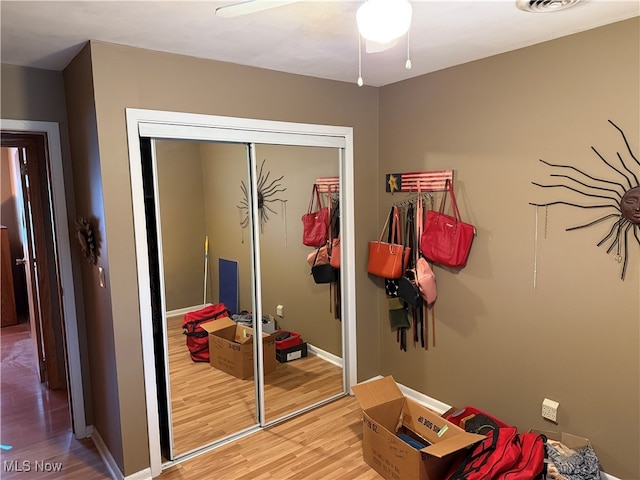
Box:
203;236;209;304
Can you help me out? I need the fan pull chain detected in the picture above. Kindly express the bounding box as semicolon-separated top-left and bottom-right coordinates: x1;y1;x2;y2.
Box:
405;29;412;70
357;34;364;87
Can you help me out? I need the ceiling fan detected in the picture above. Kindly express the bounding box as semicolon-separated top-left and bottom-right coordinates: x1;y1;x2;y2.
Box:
214;0;412;53
214;0;302;18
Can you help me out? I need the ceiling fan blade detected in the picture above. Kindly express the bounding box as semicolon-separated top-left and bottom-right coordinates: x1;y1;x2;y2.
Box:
215;0;301;18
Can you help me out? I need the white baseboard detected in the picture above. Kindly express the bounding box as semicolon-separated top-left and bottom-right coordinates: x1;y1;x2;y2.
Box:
91;427;153;479
166;304;210;317
124;468;153;480
90;427;123;480
356;375;452;414
306;343;343;368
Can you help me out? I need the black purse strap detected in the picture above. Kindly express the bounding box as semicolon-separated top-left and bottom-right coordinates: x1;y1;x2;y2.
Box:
405;203;415;269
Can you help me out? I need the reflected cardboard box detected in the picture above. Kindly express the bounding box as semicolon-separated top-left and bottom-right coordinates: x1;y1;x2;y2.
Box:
201;317;276;380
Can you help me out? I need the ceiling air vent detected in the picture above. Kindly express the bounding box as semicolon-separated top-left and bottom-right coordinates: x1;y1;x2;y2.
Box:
516;0;585;13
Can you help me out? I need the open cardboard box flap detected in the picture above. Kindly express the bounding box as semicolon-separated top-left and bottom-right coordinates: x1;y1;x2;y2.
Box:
401;399;485;458
352;375;405;411
420;431;485;458
200;316;269;344
530;429;591;451
200;316;235;335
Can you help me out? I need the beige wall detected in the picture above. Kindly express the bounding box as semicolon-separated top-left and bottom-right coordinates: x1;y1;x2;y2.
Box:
63;44;125;468
68;40;380;476
3;16;637;479
156;140;208;311
0;64;94;424
378;18;639;479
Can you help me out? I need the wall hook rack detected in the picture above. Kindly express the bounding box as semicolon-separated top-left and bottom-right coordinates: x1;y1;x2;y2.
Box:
386;170;453;194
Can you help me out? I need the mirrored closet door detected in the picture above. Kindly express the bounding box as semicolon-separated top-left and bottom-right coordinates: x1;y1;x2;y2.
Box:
253;143;345;424
149;139;257;459
128;109;357;471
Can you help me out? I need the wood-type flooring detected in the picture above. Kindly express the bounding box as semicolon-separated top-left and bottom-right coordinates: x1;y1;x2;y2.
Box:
1;318;377;479
166;314;344;456
0;322;111;479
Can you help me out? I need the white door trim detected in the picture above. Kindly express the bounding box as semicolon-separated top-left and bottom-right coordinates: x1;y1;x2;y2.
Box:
126;108;357;477
0;119;88;438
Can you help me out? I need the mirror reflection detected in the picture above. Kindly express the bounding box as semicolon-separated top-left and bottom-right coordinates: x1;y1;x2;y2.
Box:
254;144;344;423
152;139;344;459
155;140;256;457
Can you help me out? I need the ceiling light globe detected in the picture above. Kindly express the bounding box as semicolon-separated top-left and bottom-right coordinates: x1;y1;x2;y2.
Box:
357;0;413;45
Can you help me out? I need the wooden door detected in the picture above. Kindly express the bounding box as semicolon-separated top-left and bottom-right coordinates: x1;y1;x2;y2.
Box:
1;134;65;390
1;226;18;326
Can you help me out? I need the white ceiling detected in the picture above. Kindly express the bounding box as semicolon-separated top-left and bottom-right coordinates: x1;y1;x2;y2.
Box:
1;1;638;87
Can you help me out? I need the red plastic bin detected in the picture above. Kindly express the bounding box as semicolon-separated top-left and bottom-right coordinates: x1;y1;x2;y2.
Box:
274;330;302;350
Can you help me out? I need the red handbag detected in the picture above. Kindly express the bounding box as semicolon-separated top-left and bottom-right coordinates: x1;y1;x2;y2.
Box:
301;184;329;247
420;179;475;268
368;206;410;279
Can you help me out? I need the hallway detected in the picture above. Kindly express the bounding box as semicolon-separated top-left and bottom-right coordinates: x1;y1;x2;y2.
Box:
0;322;110;479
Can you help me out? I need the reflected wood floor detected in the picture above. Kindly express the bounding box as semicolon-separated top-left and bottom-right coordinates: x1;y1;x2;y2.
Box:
0;321;374;479
167;314;344;456
160;395;380;480
0;322;111;479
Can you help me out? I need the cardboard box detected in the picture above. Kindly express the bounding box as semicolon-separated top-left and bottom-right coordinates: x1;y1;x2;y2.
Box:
276;342;308;363
530;429;592;450
352;376;485;480
200;317;276;380
263;316;277;334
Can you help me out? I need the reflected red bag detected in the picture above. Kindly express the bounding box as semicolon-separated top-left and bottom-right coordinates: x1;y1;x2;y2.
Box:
182;303;230;362
420;179;475;268
302;184;329;247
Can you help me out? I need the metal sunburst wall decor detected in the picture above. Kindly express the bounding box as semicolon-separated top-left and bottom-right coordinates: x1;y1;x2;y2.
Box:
530;119;640;280
237;159;287;232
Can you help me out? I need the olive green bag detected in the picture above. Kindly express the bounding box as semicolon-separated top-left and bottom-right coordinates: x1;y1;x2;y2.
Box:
388;297;410;329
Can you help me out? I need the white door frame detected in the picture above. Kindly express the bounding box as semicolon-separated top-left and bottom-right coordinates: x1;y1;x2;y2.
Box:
126;108;357;477
0;119;88;439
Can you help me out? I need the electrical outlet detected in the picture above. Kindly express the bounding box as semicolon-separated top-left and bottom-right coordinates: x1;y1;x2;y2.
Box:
542;398;559;422
276;305;284;317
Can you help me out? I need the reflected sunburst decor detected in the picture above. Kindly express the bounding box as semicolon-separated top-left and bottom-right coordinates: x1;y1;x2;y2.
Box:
237;159;287;233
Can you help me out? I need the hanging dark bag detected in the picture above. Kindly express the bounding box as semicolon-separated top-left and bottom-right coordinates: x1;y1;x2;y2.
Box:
398;204;423;308
398;269;422;308
310;247;337;284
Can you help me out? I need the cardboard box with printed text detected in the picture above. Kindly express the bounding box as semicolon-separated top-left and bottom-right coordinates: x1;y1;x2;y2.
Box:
200;317;276;380
352;376;485;480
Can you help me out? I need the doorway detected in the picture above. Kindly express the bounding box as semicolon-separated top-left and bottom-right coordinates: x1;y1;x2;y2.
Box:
0;120;87;439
